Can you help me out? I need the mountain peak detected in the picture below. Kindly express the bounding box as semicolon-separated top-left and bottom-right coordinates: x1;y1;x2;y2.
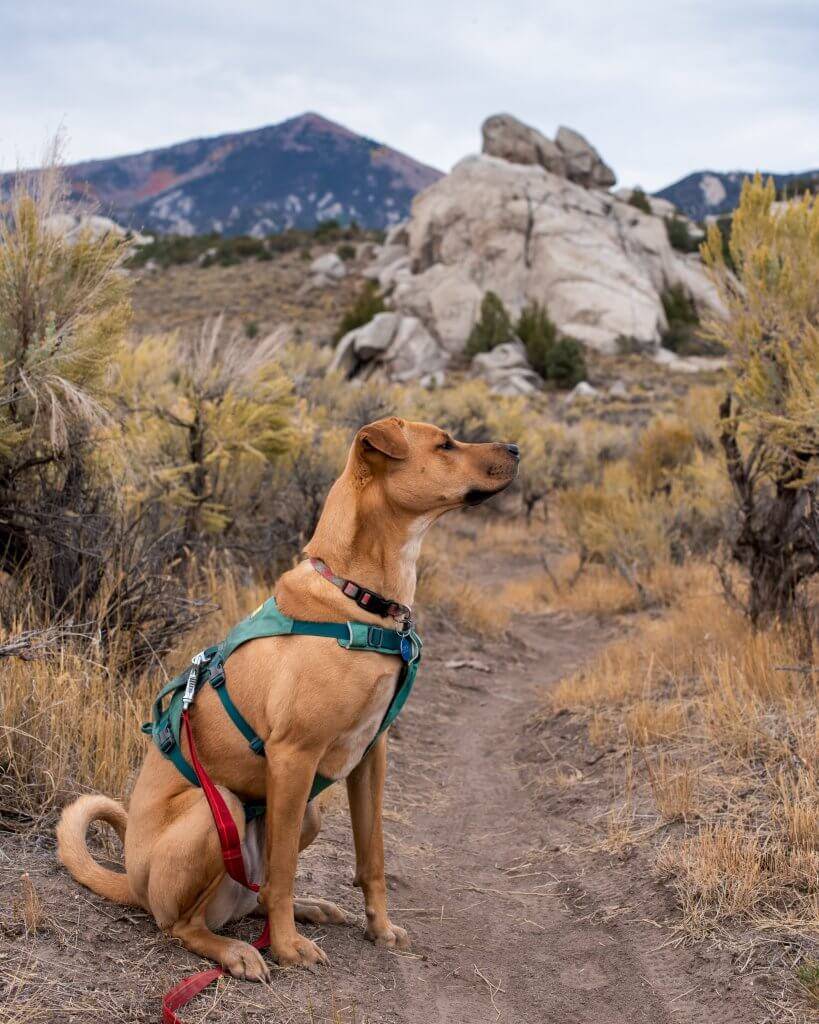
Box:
26;114;444;237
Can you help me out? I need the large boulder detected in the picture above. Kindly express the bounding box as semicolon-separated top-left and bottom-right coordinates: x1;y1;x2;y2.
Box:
45;212;152;247
554;126;616;189
481;115;615;189
309;252;347;285
382;154;724;354
482;114;567;177
471;340;542;396
393;263;482;353
329;313;448;384
385;316;449;383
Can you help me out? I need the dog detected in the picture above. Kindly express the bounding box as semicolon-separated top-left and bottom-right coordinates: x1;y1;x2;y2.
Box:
57;417;519;980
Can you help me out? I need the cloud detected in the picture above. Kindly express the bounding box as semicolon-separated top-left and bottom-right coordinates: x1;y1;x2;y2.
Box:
1;0;817;189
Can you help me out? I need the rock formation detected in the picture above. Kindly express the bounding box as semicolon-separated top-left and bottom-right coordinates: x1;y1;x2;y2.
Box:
334;116;724;384
45;212;152;247
482;115;616;189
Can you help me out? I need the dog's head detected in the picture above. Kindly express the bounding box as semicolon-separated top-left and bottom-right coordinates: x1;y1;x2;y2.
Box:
352;417;520;516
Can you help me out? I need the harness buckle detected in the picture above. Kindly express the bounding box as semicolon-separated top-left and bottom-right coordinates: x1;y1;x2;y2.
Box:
367;626;384;648
208;665;226;689
354;587;378;612
157;723;176;754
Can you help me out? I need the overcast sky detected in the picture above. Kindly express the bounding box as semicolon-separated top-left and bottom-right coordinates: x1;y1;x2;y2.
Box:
2;1;817;190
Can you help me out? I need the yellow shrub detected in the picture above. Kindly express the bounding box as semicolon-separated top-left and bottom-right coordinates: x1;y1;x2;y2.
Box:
630;417;696;493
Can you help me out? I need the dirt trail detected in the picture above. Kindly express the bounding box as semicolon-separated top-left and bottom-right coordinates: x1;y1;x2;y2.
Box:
0;609;762;1023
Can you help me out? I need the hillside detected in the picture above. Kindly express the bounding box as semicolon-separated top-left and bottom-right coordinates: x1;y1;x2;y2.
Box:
655;168;819;221
14;113;443;237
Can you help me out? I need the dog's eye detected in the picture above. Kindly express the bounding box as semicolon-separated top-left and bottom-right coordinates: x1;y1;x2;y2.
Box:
437;436;455;451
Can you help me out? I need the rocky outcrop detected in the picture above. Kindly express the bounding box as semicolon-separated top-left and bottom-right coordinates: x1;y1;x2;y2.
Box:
45;212;152;247
329;312;448;385
554;126;616;189
470;340;542;396
341;116;726;383
308;252;347;286
482;115;615;189
387;155;724;356
614;188;705;241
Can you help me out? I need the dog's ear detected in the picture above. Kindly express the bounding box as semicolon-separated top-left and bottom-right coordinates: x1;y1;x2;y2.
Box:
358;417;410;461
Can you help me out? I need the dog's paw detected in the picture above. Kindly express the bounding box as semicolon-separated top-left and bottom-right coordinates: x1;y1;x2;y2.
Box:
294;896;352;926
222;940;270;983
365;919;410;950
271;932;329;968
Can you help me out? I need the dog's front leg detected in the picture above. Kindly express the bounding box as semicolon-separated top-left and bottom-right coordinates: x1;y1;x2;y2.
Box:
261;746;328;967
346;733;410;949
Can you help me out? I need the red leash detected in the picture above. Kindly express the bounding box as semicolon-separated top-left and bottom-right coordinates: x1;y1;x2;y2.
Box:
161;711;269;1024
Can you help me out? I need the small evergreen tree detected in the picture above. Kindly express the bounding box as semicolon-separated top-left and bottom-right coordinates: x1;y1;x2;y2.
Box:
516;302;558;376
465;291;514;357
514;301;587;388
665;215;697;252
334;282;386;342
543;337;587;389
628;187;652;214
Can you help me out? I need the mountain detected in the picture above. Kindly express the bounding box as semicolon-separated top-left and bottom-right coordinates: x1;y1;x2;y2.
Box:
654;169;819;222
29;113;443;237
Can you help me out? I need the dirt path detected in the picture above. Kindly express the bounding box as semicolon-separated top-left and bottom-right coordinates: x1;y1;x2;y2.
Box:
0;610;762;1023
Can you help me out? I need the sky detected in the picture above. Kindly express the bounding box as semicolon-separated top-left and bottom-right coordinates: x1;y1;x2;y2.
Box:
2;1;818;191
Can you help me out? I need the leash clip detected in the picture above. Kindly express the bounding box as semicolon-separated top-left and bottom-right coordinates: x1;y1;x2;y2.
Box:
182;650;208;710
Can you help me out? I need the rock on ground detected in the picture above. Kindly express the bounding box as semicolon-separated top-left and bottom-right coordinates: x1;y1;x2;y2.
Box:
309;251;347;285
471;339;542;396
46;212;152;247
330;312;448;384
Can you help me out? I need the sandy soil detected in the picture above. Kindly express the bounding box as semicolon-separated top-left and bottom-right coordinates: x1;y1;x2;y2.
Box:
1;590;771;1024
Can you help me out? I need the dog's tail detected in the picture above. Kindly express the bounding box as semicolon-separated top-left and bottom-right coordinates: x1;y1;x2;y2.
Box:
56;795;140;907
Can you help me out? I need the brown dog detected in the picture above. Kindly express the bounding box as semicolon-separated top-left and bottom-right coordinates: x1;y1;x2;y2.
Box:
57;417;519;979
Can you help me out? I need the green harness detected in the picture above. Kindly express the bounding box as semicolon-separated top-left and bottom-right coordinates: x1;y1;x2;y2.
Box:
142;596;422;818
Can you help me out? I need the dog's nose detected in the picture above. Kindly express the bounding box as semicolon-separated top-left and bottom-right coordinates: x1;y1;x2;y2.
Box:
505;443;520;459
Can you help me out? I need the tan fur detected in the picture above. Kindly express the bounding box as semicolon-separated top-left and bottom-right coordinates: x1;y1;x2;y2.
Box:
57;418;518;976
56;795;139;906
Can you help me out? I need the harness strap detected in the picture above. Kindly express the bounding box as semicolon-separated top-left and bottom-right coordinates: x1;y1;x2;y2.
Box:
162;711;268;1024
207;657;266;756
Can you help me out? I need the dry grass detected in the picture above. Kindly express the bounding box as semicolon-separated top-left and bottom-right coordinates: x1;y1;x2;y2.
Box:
416;527;514;637
0;567;269;819
540;554;712;618
538;569;818;988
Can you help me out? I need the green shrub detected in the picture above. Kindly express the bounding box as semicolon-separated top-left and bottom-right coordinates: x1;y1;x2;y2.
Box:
314;218;341;239
543;337;587;388
336;242;356;261
516;302;558;376
665;215;698;253
334;282;386;342
628;187;652;214
662;285;698;325
245;320;259;339
465;291;514;357
513;301;586;388
660;285;724;356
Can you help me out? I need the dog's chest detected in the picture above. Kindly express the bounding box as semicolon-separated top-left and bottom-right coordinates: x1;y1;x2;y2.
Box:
320;669;398;780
